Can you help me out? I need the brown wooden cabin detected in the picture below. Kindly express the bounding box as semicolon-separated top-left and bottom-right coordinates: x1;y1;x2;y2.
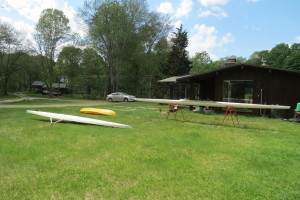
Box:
164;64;300;118
32;81;72;94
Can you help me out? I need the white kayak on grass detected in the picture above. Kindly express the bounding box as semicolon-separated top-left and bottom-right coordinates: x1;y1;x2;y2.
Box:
133;98;290;110
27;110;131;128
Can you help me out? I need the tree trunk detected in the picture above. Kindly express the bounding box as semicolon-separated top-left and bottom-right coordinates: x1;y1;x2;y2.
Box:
3;76;9;95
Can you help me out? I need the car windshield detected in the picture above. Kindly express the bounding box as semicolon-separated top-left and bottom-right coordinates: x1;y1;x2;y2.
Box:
120;93;128;95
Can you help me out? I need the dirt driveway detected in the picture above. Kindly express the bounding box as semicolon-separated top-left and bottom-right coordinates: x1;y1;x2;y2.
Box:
0;93;110;108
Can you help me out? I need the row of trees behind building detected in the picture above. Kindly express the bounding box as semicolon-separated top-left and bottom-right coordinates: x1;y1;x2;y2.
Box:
1;0;300;98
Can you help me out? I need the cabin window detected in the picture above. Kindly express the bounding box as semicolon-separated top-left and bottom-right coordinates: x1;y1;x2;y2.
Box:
174;83;190;99
223;80;253;103
193;84;200;100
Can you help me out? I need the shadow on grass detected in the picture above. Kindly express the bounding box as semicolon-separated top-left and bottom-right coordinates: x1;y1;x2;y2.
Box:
171;118;272;131
34;119;115;128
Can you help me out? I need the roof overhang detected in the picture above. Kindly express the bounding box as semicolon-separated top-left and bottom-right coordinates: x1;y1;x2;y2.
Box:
158;75;191;83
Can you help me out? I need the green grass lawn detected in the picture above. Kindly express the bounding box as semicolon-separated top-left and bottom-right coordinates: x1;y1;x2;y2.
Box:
0;94;20;101
0;102;299;199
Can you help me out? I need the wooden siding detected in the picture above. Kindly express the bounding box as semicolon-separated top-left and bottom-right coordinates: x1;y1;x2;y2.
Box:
180;64;300;118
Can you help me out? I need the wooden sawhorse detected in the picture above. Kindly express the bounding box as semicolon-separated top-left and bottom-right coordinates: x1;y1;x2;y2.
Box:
222;106;239;127
167;104;184;120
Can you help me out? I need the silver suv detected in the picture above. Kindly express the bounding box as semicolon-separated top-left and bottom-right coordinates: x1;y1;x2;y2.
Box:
106;92;135;102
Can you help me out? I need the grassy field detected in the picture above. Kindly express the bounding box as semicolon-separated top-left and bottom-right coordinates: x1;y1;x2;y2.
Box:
0;100;299;199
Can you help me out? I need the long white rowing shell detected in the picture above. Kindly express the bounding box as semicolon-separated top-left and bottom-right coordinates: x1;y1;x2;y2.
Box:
27;110;132;128
133;98;290;110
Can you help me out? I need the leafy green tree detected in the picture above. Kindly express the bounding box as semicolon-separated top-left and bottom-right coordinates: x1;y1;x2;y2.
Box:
267;43;291;67
81;0;171;95
162;25;191;77
190;51;213;74
246;50;269;66
290;43;300;53
80;48;105;98
0;21;27;95
139;12;171;53
136;12;171;98
57;46;82;93
34;8;71;95
12;53;43;92
284;51;300;71
82;0;142;93
284;43;300;71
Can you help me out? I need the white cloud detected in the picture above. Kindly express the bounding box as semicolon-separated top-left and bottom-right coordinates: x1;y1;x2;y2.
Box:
220;32;234;45
198;6;228;18
13;21;35;41
3;0;59;22
244;25;261;31
158;0;194;19
199;0;230;7
157;2;175;14
175;0;194;18
166;21;183;42
296;36;300;42
2;0;86;37
173;20;183;29
0;16;13;24
0;16;34;43
247;0;259;2
187;24;234;58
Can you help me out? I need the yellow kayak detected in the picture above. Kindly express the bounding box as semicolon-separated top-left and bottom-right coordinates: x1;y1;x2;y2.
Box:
80;108;116;116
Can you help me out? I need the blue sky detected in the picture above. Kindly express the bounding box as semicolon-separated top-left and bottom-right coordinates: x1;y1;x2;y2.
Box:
1;0;300;60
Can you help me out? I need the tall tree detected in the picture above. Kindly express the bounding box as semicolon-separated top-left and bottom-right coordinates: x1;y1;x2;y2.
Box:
81;0;171;95
0;21;27;95
12;53;43;92
162;25;191;77
139;12;171;53
80;48;105;98
82;0;141;93
34;8;71;95
152;37;171;98
57;46;83;92
137;12;171;97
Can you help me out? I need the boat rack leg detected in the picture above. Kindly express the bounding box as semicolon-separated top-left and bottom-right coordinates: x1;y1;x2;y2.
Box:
221;107;239;127
167;104;184;120
50;117;63;125
177;105;184;120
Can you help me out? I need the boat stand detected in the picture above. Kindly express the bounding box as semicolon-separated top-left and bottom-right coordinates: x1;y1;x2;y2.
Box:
50;117;63;125
222;106;239;127
167;104;184;120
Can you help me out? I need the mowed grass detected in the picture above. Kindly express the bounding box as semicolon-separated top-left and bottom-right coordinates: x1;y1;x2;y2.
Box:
0;102;299;199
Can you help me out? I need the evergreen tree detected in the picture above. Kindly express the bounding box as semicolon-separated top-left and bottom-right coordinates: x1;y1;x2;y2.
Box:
162;25;191;77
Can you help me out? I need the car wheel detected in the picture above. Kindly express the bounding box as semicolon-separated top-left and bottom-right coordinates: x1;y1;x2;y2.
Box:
124;98;128;102
108;98;113;102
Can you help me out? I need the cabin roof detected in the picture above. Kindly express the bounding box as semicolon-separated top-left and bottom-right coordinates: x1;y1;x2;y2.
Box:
158;75;190;83
177;63;300;81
